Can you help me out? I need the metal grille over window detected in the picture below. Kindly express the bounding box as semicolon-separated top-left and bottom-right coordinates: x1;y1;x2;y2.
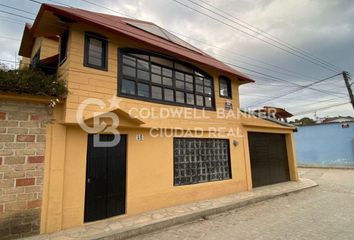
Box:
120;50;215;110
174;138;231;186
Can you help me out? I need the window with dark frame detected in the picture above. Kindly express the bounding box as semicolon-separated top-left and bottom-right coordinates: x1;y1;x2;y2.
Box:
174;138;232;186
59;30;69;64
119;50;215;110
30;48;41;69
219;76;232;99
84;33;108;70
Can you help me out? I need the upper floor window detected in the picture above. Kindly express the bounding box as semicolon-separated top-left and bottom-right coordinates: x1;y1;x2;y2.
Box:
84;32;108;70
119;50;215;110
30;49;41;69
59;30;69;64
219;76;232;99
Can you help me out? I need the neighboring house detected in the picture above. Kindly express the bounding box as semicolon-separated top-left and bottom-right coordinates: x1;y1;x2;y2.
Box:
254;106;293;122
16;4;298;235
295;121;354;167
319;116;354;124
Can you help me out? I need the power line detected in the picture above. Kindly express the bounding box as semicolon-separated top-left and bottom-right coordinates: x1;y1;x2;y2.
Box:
171;0;340;73
0;9;34;21
24;0;337;84
194;0;342;71
0;3;36;16
292;101;350;116
3;2;349;103
245;73;343;107
44;0;334;81
224;61;346;98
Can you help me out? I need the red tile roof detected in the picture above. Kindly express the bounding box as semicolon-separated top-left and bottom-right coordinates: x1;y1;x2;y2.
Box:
29;4;254;83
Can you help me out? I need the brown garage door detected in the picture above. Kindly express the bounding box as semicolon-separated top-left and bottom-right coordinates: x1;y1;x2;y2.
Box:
248;132;290;187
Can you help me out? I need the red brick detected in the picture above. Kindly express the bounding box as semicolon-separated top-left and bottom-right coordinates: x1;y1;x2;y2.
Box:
17;135;35;142
0;112;6;120
27;199;41;209
16;178;35;187
28;156;44;164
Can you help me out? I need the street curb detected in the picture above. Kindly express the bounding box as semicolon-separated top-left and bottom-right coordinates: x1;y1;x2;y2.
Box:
95;180;318;240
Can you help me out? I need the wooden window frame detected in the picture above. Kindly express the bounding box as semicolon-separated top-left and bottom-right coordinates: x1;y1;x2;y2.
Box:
84;32;108;71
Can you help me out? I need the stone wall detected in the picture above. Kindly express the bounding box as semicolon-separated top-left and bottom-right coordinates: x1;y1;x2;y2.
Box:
0;99;51;239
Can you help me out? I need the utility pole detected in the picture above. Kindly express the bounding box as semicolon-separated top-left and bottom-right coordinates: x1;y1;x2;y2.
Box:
342;71;354;111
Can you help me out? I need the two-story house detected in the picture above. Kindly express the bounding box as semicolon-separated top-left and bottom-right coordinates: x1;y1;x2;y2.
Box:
18;4;298;234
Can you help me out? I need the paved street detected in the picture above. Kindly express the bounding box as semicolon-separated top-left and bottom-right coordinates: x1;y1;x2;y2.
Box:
129;168;354;240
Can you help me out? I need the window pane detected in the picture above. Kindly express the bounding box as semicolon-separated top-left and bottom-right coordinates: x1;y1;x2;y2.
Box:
130;53;149;60
175;71;184;81
186;83;193;91
88;38;103;66
151;86;162;100
176;80;184;89
204;78;211;87
163;77;172;86
205;97;212;108
88;56;102;66
137;59;149;71
151;56;173;68
151;64;161;74
152;74;162;84
89;38;102;53
185;75;193;83
123;65;136;78
204;86;212;95
164;88;174;102
121;79;136;95
220;79;229;97
195;77;203;85
137;82;150;97
123;55;136;66
196;84;203;93
162;68;172;77
176;91;185;103
137;70;150;81
175;63;193;73
186;93;194;105
196;95;204;106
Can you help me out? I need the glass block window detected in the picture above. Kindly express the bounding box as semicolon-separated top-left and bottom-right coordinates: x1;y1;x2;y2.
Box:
119;50;215;110
174;138;232;186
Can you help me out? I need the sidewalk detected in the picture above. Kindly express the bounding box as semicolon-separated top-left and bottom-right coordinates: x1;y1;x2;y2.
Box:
24;178;317;240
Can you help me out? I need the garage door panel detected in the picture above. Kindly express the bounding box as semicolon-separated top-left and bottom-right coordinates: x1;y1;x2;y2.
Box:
248;132;290;187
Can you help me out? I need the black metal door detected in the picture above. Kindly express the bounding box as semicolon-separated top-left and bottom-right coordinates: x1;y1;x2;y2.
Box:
248;132;290;187
84;134;127;222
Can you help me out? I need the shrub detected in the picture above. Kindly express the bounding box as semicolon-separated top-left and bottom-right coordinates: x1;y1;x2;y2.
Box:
0;69;68;98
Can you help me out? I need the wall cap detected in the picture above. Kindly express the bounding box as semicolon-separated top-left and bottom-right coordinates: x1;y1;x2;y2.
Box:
0;92;58;104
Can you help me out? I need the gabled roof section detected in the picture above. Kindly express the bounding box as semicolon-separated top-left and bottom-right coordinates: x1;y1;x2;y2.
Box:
19;23;34;58
27;4;254;83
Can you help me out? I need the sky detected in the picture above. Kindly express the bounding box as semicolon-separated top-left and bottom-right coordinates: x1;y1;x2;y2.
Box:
0;0;353;120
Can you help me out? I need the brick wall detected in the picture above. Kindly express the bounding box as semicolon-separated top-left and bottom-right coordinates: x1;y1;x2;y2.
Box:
0;99;51;239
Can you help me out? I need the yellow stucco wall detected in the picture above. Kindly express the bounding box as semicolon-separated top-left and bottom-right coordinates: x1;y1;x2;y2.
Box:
30;37;59;60
31;21;299;233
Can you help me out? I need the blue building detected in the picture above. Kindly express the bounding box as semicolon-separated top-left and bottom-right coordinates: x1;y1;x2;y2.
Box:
295;121;354;167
